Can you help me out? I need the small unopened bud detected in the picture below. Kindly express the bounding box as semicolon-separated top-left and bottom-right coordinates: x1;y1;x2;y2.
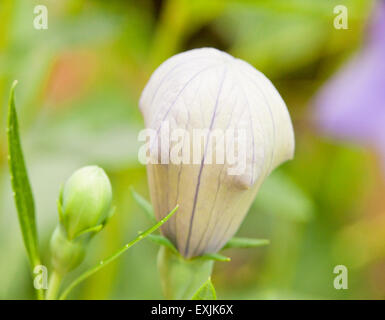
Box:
50;166;113;274
50;226;85;274
59;165;113;240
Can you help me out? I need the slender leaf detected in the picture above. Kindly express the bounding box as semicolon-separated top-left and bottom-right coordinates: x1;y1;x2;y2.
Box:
130;186;156;223
192;278;217;300
59;205;179;300
223;237;270;250
147;234;179;255
7;81;40;268
198;253;231;262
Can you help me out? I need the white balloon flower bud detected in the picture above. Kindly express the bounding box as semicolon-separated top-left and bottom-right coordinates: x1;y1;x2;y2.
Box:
139;48;295;258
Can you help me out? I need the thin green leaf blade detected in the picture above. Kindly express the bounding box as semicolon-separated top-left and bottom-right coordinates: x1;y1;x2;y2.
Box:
192;278;217;300
223;237;270;250
59;205;179;300
199;253;231;262
147;234;179;255
130;186;156;223
7;81;40;268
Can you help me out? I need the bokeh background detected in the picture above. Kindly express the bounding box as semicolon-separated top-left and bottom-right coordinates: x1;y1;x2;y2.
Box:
1;0;384;299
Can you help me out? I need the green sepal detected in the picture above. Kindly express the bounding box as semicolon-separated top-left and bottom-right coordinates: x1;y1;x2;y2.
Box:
74;224;104;239
147;234;179;255
192;278;217;300
222;237;270;250
101;206;116;227
74;206;115;239
130;186;156;223
198;253;231;262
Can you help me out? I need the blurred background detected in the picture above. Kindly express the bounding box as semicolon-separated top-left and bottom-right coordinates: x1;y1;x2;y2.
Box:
1;0;384;299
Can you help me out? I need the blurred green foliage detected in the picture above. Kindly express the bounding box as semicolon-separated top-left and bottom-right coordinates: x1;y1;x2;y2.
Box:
1;0;384;300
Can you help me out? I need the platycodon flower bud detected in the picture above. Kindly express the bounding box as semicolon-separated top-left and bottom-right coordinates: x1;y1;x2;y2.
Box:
58;165;113;240
50;165;113;273
139;48;295;258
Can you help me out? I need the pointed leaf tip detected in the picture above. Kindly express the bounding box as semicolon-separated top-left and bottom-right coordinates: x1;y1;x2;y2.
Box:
223;237;270;250
192;278;217;300
7;81;41;269
130;186;156;223
198;253;231;262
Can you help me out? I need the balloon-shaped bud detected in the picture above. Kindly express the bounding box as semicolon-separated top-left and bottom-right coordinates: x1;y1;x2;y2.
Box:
59;166;113;240
139;48;295;258
50;166;113;274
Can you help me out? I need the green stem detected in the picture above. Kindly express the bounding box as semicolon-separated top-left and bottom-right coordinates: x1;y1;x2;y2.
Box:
33;261;45;300
36;286;45;300
59;205;179;300
46;270;63;300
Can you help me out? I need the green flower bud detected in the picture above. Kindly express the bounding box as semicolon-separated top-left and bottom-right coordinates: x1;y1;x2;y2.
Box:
50;226;85;274
59;166;113;240
50;166;113;274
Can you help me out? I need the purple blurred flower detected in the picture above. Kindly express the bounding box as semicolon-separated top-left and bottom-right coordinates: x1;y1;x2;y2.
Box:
314;1;385;166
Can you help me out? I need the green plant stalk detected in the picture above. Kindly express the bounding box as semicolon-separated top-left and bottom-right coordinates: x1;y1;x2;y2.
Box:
46;270;62;300
58;205;179;300
35;281;45;300
157;246;214;300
